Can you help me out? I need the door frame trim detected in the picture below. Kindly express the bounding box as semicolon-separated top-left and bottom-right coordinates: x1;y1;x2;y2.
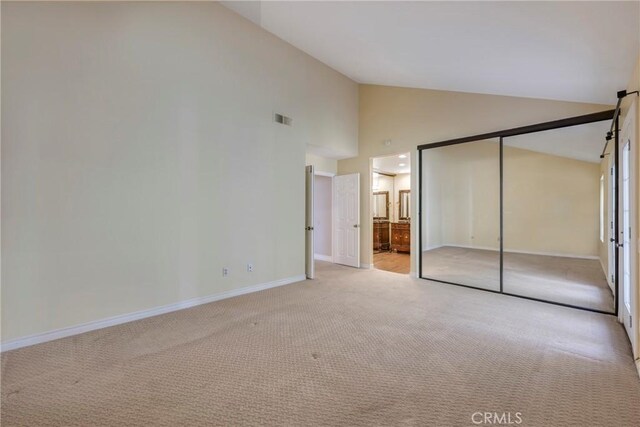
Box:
618;98;638;356
305;165;315;279
417;110;615;150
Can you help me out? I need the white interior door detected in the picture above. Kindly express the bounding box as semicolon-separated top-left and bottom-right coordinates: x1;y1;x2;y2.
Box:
305;165;315;279
619;100;637;355
333;173;360;268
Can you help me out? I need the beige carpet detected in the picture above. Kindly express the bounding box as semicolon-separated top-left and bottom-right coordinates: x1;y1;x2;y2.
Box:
2;261;639;426
422;246;614;312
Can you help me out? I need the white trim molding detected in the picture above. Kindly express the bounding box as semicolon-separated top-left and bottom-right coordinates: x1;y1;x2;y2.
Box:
1;274;306;352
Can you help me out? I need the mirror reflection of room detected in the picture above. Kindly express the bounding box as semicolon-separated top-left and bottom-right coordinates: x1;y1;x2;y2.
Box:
503;121;614;312
419;122;614;312
372;153;411;274
420;139;501;291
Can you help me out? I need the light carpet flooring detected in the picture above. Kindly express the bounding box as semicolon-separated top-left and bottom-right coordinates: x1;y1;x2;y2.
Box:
2;261;639;426
422;246;614;312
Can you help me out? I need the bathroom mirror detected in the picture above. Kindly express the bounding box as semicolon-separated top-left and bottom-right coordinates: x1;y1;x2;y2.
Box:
373;191;389;220
399;190;410;220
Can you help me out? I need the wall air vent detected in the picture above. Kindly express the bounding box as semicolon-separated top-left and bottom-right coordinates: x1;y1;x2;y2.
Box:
274;113;292;126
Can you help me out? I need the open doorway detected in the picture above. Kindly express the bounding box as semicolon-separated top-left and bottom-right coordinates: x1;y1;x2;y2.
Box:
305;168;335;279
371;152;411;274
314;174;333;263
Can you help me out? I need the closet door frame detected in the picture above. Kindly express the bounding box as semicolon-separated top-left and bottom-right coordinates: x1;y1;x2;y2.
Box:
418;109;617;315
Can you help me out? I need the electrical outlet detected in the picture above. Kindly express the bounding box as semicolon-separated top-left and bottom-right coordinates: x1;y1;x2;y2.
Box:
222;267;229;277
247;263;254;273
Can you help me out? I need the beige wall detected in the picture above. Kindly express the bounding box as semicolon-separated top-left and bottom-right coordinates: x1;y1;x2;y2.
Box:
306;153;338;175
421;140;501;251
504;146;600;257
1;2;358;342
340;84;611;273
422;142;600;258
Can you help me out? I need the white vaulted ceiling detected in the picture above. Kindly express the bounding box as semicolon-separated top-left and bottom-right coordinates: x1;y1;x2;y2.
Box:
222;1;640;105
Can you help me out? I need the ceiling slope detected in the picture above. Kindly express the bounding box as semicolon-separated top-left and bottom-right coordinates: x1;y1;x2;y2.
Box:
223;1;640;105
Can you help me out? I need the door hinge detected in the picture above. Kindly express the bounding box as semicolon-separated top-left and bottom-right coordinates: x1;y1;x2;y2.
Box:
630;315;633;328
305;226;314;231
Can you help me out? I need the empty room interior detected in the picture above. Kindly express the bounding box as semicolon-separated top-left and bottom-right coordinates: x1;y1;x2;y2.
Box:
2;1;640;426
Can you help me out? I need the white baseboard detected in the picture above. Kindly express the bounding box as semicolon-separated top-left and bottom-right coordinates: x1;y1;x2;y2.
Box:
314;254;332;262
361;263;373;269
1;274;307;353
424;244;599;260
